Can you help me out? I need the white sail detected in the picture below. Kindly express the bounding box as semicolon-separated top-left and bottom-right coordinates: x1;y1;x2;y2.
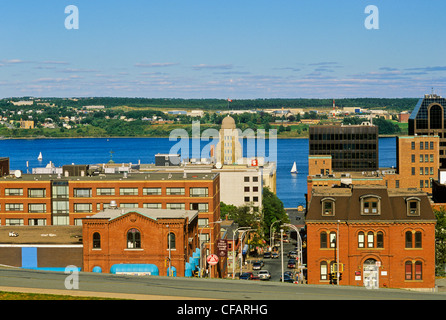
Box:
38;152;42;161
291;161;297;173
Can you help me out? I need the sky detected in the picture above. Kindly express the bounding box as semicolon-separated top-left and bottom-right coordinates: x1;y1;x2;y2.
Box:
0;0;445;99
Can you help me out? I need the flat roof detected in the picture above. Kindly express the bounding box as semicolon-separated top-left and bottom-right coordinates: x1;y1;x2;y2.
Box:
1;171;218;182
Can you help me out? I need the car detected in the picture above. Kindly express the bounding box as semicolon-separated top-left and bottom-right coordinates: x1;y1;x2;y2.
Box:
280;271;294;283
258;270;271;280
271;252;279;259
252;260;264;270
263;252;271;259
287;259;296;268
239;272;254;280
288;251;298;259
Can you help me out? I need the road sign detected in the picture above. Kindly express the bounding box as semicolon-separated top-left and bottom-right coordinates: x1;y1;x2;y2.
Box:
206;254;219;265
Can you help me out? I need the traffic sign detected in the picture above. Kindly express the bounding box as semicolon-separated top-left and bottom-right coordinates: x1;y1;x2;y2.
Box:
206;254;219;265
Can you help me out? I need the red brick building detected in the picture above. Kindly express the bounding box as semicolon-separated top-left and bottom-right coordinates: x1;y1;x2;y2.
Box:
82;207;199;277
306;185;436;290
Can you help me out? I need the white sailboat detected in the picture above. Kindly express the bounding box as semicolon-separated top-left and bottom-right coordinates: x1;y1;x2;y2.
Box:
291;161;298;174
38;152;42;161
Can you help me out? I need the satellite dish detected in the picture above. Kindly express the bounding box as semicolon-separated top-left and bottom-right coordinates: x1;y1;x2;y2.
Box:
216;162;222;169
14;170;22;178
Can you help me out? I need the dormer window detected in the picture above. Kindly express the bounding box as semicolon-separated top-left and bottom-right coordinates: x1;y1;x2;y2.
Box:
406;197;421;216
360;195;381;215
321;197;335;216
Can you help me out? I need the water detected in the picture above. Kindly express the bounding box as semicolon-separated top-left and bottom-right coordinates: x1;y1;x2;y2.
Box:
0;137;396;208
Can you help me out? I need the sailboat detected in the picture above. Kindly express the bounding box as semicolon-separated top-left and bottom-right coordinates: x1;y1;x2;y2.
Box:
290;161;298;174
38;152;42;161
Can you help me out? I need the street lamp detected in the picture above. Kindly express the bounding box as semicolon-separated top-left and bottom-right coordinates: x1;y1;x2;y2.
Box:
167;224;172;277
270;220;281;248
198;219;222;278
282;223;303;283
280;229;284;283
232;227;254;279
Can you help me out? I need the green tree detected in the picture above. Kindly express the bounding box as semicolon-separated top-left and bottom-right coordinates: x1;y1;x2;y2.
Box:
435;208;446;276
261;187;289;241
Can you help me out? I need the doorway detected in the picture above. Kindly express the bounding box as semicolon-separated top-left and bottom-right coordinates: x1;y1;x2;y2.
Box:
363;258;379;289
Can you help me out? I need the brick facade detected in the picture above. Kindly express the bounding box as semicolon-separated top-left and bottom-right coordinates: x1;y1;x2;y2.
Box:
306;185;436;290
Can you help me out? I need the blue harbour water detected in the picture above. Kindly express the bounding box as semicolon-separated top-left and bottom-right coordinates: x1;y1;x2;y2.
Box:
0;137;396;208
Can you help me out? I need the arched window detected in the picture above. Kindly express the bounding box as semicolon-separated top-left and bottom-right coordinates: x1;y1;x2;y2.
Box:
429;104;443;129
92;232;101;249
358;231;365;248
320;231;327;248
360;195;381;215
405;261;413;280
367;231;374;248
415;261;423;280
415;231;422;248
320;261;328;280
127;228;141;249
329;232;337;248
405;231;413;248
376;231;384;248
167;232;176;250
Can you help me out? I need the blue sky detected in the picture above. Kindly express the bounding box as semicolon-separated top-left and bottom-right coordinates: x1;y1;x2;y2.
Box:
0;0;445;99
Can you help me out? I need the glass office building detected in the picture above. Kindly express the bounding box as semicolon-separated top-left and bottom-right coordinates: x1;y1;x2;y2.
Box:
409;94;446;168
309;124;379;172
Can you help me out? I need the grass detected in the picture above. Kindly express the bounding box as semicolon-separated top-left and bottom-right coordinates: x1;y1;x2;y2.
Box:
0;290;119;300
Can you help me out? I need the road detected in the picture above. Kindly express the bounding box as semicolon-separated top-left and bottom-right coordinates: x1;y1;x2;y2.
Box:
1;266;445;301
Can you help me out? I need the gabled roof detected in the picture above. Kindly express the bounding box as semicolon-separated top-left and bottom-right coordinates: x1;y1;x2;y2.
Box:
85;207;198;224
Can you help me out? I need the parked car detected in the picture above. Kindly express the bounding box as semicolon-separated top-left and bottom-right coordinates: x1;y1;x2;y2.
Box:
271;252;279;259
287;259;296;268
288;251;298;259
240;272;254;280
252;260;264;270
280;272;295;283
258;270;271;280
263;252;271;259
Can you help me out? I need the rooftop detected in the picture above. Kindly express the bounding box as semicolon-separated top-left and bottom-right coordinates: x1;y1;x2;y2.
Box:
85;207;199;224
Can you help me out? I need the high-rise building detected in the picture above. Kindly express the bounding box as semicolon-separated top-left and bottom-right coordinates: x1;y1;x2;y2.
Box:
309;123;379;172
215;115;242;165
409;93;446;168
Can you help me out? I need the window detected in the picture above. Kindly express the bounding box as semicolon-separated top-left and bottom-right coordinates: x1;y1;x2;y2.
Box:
244;196;250;202
415;231;422;248
405;261;423;281
358;231;365;248
74;203;92;213
367;232;374;248
253;196;259;202
253;177;259;182
430;141;434;150
405;231;413;248
166;203;185;210
377;231;384;248
52;185;69;198
28;218;46;226
52;200;69;214
411;142;415;150
93;232;101;249
74;188;92;197
5;203;23;211
190;187;208;197
52;216;69;225
420;155;424;163
406;198;420;216
320;232;327;248
244;186;250;192
28;188;46;198
5;188;23;196
167;232;176;250
120;188;138;196
28;203;46;213
166;188;184;195
320;261;328;280
5;219;23;226
420;141;423;150
96;188;115;196
143;203;162;209
244;177;250;182
143;187;162;195
329;232;337;248
321;198;335;216
361;196;380;215
411;154;415;163
127;228;141;248
190;203;209;212
253;186;259;192
120;203;138;208
412;167;415;175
